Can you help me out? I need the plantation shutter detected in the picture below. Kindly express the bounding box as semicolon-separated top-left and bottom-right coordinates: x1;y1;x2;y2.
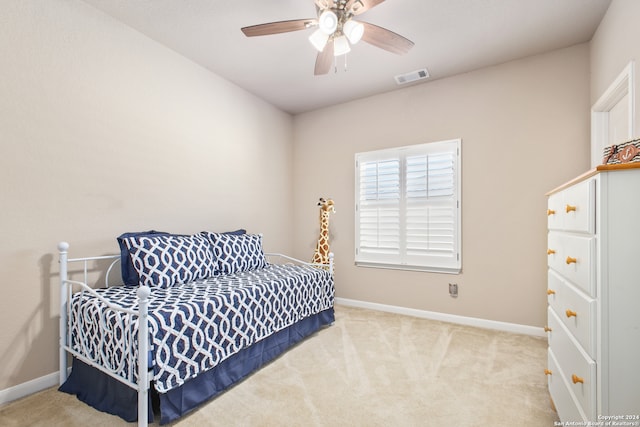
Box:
355;139;461;273
357;157;402;264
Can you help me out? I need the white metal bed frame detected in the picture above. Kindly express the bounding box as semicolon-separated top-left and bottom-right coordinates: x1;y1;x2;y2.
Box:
57;241;333;427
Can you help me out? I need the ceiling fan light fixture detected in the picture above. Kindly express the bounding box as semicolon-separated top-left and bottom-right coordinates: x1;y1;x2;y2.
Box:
309;29;329;52
333;35;351;56
318;10;338;34
343;20;364;44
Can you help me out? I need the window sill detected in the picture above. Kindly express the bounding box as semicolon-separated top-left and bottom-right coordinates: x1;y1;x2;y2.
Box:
355;261;461;274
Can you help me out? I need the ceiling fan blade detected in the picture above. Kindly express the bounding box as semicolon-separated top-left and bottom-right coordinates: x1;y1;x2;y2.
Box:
241;19;317;37
346;0;386;15
360;21;414;55
314;42;335;75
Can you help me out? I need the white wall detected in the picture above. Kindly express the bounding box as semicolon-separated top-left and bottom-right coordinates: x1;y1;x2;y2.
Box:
292;44;591;329
0;0;293;391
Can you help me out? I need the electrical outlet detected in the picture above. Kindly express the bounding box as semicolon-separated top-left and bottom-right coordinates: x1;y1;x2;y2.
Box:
449;283;458;298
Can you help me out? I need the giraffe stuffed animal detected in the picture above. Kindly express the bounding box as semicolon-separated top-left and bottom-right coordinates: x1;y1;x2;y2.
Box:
312;197;335;268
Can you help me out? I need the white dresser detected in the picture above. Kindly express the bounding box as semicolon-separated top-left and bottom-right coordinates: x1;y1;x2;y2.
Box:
546;164;640;422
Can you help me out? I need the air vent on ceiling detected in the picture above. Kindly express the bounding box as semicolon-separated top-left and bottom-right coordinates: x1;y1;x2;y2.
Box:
394;68;430;85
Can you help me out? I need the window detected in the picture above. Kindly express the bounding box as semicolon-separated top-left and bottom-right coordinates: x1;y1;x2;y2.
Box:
355;139;461;273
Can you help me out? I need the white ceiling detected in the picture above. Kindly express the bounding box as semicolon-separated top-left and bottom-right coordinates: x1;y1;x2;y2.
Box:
81;0;612;115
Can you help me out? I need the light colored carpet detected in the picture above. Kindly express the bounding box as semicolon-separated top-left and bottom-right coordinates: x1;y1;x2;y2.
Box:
0;305;559;426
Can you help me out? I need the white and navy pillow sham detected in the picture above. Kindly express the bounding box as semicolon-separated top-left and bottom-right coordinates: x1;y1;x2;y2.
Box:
117;230;171;286
202;232;267;275
122;233;215;289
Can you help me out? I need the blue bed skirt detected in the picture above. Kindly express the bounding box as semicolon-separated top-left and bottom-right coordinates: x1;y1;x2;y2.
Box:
59;308;334;424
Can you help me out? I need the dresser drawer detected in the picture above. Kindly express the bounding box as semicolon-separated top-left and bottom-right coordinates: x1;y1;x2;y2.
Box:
547;232;596;297
548;348;585;422
547;270;596;358
547;179;595;233
547;307;596;420
547;191;564;230
562;179;595;233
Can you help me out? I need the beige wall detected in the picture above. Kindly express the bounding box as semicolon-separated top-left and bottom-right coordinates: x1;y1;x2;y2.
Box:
293;44;591;328
590;0;640;131
0;1;293;390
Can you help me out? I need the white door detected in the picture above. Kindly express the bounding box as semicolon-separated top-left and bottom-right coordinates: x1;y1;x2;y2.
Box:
591;62;635;167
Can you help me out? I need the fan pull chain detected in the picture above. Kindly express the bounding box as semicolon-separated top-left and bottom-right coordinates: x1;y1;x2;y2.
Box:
333;54;348;73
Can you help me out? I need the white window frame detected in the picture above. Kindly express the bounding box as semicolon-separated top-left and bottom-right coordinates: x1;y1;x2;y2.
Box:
355;139;461;273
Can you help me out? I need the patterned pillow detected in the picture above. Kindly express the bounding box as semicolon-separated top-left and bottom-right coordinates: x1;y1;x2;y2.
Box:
203;232;267;275
117;230;171;286
122;234;215;288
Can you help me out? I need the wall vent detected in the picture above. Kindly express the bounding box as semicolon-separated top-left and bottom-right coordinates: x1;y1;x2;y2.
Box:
394;68;430;85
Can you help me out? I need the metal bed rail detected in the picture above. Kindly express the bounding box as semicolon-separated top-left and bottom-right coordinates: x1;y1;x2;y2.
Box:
265;252;334;275
58;242;151;427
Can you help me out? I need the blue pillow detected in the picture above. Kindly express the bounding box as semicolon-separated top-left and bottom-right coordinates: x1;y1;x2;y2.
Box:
117;231;170;286
217;229;246;236
203;232;267;275
122;234;215;288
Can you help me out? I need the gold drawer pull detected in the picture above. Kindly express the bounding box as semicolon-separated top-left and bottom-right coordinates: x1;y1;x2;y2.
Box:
547;289;556;295
566;256;577;265
545;369;553;376
566;309;577;318
566;204;577;213
571;374;584;384
547;249;556;255
547;209;556;216
544;326;552;332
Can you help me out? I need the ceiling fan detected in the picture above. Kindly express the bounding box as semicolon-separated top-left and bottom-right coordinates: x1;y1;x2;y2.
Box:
241;0;414;75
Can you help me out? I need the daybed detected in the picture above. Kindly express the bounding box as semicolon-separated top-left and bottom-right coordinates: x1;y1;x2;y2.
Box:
57;230;335;426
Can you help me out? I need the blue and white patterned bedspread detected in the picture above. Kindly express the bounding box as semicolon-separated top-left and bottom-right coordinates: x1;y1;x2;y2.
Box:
68;264;334;393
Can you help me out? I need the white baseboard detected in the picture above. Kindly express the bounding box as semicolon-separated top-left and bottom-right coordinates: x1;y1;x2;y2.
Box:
335;297;547;337
0;371;60;406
